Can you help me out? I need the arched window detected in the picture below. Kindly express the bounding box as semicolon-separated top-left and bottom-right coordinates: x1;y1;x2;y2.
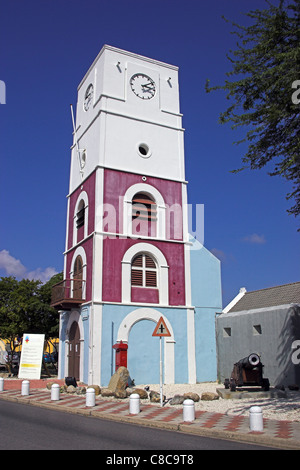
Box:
73;255;83;299
122;183;166;239
121;243;169;305
132;192;157;237
73;191;89;245
131;253;157;288
76;200;85;229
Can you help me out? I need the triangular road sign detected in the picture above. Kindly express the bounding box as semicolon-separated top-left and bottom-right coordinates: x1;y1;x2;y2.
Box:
152;316;171;337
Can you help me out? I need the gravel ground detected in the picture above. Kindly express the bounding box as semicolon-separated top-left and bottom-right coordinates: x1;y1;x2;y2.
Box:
130;382;300;422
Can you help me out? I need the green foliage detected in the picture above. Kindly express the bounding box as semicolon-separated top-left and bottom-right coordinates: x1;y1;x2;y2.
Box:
206;0;300;225
0;273;63;371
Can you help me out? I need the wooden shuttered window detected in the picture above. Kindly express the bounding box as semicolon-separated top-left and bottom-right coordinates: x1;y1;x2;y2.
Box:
131;254;157;288
76;202;85;228
132;193;157;221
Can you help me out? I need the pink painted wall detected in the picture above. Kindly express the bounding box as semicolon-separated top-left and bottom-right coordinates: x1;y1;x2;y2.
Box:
102;238;186;305
67;170;96;250
131;287;159;304
103;169;183;240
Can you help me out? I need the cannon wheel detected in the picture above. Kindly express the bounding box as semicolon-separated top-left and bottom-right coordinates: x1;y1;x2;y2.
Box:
230;378;236;392
262;378;270;391
224;379;230;389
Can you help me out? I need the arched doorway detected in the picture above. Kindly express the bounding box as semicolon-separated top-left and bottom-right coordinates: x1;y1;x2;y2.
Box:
127;319;160;384
68;321;80;380
116;308;175;384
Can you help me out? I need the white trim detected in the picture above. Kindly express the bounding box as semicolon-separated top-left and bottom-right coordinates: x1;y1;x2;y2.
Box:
116;307;175;384
121;242;169;305
187;308;196;384
73;191;89;245
122;183;166;239
223;287;247;313
89;303;102;385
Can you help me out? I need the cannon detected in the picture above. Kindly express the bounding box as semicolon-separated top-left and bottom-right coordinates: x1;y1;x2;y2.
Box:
224;353;270;392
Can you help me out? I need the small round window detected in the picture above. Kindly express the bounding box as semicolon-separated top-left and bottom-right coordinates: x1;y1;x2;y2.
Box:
137;143;151;158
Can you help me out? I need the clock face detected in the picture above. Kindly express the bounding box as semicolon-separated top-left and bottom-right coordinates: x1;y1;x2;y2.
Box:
130;73;156;100
84;84;93;111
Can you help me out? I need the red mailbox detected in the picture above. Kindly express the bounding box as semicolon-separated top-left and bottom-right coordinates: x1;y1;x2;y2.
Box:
112;341;128;371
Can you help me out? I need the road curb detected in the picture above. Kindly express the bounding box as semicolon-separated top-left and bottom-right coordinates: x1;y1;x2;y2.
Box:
1;392;299;450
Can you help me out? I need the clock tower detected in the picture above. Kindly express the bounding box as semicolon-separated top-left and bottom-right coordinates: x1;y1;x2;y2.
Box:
52;45;222;386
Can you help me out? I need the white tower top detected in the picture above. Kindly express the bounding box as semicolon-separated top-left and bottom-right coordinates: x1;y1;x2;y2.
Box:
69;45;185;193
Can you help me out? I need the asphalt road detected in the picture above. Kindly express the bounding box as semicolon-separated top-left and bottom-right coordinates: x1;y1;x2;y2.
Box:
0;399;275;452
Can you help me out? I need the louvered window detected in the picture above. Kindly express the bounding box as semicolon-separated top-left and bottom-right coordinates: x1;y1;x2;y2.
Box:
131;254;157;287
76;201;85;228
132;193;157;222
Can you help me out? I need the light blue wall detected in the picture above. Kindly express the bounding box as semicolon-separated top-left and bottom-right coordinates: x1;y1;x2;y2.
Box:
101;304;189;386
189;240;222;382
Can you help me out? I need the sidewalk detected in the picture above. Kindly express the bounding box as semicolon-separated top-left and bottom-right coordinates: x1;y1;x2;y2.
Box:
1;379;299;450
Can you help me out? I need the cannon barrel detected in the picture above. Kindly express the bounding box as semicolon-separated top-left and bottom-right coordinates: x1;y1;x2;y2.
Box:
237;353;260;368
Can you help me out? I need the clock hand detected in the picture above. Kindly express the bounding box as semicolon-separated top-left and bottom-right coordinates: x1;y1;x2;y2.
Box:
142;83;154;90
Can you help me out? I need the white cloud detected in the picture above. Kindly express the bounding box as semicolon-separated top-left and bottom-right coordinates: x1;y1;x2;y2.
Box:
0;250;27;277
27;267;58;283
0;249;58;283
242;233;266;244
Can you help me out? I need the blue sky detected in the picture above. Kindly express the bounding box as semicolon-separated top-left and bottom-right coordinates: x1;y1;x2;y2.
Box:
0;0;299;306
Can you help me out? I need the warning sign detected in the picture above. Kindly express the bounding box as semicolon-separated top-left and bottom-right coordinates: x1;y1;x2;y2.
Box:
152;317;171;337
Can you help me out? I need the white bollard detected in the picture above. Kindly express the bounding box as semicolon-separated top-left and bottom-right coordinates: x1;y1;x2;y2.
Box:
183;399;195;422
86;387;96;407
0;377;4;392
21;380;30;396
129;393;140;415
51;383;60;401
249;406;263;432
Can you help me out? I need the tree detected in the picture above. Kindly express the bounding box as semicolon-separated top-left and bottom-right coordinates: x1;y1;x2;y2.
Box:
205;0;300;226
0;272;62;374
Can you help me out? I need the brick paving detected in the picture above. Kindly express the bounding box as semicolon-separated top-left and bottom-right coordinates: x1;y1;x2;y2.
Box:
1;379;300;449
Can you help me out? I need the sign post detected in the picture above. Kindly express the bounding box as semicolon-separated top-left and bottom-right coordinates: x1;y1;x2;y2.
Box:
152;317;171;407
18;334;45;380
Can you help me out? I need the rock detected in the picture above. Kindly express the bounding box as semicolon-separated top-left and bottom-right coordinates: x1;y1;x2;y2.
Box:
108;367;129;396
114;389;127;399
129;388;148;399
169;395;185;405
201;392;219;401
67;385;77;394
101;388;115;397
150;390;166;403
76;387;86;395
183;392;200;402
46;381;56;390
87;385;101;395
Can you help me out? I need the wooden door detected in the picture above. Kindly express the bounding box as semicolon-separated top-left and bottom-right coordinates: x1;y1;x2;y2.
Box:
68;321;80;380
